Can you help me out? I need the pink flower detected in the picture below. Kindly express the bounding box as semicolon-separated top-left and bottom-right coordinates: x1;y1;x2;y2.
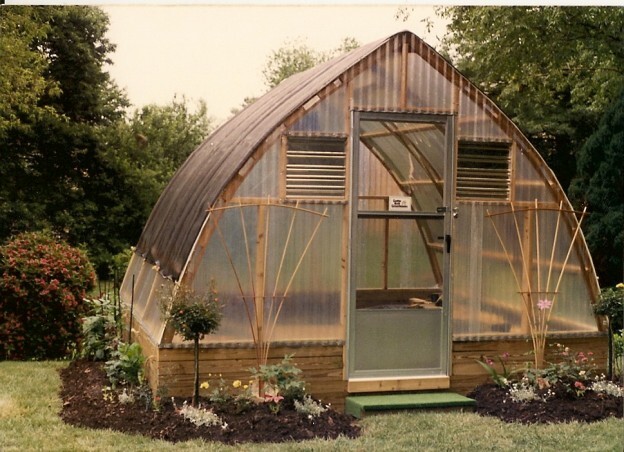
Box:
537;299;552;310
264;394;284;404
574;381;586;390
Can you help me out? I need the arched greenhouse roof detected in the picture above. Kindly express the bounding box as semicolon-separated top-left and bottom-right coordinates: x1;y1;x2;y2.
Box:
134;30;562;281
135;34;391;278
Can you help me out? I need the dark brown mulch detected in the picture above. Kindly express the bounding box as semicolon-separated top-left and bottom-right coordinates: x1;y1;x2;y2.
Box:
468;382;623;424
59;361;623;444
59;360;361;445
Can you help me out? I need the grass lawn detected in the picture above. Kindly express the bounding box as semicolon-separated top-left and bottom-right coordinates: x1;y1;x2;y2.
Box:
1;361;622;451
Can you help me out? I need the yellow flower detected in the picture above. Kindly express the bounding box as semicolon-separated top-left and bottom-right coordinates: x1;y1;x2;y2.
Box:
232;380;242;389
243;385;249;390
200;382;209;389
616;282;624;289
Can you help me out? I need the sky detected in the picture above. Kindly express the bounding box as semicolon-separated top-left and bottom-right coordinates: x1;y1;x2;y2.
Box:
101;5;448;125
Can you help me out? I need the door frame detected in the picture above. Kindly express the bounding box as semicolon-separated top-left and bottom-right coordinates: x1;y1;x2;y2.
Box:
346;110;455;386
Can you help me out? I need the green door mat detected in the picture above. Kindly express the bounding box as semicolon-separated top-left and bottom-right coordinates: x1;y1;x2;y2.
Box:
346;393;476;418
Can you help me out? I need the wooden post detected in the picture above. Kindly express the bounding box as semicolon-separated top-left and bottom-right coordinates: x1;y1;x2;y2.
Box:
254;204;268;365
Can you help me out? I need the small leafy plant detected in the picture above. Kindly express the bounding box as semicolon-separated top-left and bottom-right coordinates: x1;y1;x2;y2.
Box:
294;395;328;418
249;354;306;404
80;296;119;361
105;341;145;388
593;283;624;379
476;353;514;388
175;400;227;429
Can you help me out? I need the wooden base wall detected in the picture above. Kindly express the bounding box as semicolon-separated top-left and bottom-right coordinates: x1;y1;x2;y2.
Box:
130;319;607;412
450;335;608;395
156;343;347;410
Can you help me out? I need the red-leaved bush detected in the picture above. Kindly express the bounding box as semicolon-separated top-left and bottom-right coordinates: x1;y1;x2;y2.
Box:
0;231;96;359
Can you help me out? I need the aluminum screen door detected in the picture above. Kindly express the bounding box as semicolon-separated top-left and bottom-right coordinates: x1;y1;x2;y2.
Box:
348;112;454;379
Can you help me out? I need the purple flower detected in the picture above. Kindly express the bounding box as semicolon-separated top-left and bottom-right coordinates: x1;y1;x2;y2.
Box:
537;299;552;310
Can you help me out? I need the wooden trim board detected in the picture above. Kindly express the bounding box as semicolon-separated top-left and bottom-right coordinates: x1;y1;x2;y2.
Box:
348;376;450;393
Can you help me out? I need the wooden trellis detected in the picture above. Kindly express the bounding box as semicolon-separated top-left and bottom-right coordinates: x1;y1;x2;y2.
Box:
208;199;328;369
486;200;587;368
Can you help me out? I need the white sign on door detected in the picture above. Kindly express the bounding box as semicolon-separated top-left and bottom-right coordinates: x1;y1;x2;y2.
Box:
388;196;412;212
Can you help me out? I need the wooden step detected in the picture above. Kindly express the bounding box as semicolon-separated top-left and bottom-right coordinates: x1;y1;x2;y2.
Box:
345;392;476;418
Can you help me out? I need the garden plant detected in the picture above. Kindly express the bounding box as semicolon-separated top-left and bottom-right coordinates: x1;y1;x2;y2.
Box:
0;231;95;360
162;281;222;406
474;342;623;423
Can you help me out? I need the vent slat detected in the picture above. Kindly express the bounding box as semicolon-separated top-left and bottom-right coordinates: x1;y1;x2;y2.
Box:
286;135;346;199
456;142;511;200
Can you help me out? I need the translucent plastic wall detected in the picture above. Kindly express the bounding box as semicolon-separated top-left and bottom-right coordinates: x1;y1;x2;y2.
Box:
188;204;344;345
121;252;174;343
187;105;347;345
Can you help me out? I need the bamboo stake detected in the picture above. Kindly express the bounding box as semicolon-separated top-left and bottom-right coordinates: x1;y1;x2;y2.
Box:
547;206;587;324
535;199;541;294
486;208;523;294
272;200;299;298
264;207;328;364
511;203;532;298
214;218;258;347
239;201;256;301
546;201;563;294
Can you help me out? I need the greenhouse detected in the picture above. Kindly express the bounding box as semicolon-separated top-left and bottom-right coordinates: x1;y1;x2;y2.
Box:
121;31;606;408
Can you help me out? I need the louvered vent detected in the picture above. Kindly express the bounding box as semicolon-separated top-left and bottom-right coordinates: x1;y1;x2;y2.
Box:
456;142;511;200
286;135;347;199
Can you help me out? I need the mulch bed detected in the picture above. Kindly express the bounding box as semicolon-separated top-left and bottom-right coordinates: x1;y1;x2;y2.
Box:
59;361;623;445
59;360;361;445
468;383;623;424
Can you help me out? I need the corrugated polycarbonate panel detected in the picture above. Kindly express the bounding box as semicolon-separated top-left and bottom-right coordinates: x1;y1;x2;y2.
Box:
125;259;154;318
290;85;347;133
453;202;598;339
140;274;172;342
405;40;455;112
513;142;558;203
356;218;385;289
234;142;280;198
458;84;507;142
120;253;171;343
191;203;343;344
351;41;402;111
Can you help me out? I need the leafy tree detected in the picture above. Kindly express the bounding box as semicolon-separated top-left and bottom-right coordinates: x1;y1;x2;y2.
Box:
96;97;212;273
0;7;211;276
262;37;360;89
569;93;624;287
230;37;359;117
0;6;129;274
437;6;624;191
0;6;60;139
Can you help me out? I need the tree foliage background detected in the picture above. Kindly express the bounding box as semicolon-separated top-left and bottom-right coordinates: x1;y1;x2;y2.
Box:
437;6;624;285
0;6;212;277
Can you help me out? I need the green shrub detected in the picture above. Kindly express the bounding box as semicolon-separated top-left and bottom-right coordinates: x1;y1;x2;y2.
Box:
80;296;119;361
0;231;96;359
249;354;307;403
105;341;145;387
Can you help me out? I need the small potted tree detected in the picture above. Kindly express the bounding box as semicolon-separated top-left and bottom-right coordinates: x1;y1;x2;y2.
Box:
163;281;222;406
